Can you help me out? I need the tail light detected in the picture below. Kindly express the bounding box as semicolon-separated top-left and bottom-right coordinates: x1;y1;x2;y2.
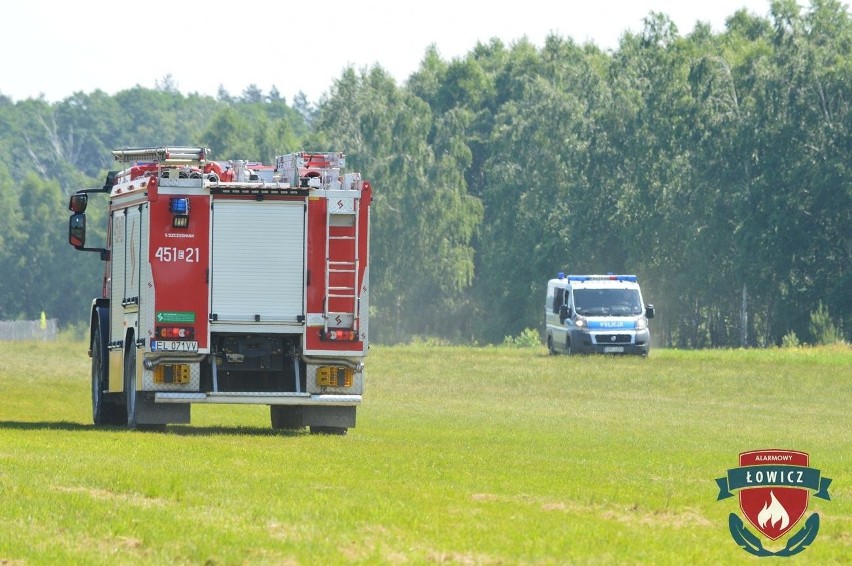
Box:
322;329;357;341
156;326;195;340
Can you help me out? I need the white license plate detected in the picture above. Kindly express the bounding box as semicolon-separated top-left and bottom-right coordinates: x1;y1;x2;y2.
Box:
604;346;625;353
152;340;198;352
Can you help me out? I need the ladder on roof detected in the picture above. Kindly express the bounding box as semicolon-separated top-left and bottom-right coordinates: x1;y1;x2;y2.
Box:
324;194;360;337
112;146;208;165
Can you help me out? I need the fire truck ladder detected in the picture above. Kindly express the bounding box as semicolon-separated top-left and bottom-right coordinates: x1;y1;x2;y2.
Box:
112;146;208;165
324;195;360;337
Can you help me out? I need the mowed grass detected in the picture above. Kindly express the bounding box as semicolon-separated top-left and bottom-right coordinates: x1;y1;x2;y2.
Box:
0;341;849;565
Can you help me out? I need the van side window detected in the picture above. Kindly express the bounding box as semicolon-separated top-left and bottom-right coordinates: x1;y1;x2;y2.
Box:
552;288;565;313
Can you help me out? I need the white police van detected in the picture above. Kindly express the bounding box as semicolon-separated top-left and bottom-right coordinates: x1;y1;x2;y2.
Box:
545;273;655;356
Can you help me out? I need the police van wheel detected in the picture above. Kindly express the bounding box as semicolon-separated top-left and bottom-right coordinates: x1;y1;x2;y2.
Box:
565;338;573;356
547;336;558;356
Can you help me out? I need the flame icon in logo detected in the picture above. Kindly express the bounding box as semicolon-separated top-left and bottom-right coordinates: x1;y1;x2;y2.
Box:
757;491;790;530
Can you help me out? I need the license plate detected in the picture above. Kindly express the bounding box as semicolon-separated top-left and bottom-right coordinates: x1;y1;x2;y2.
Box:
152;340;198;352
604;346;624;353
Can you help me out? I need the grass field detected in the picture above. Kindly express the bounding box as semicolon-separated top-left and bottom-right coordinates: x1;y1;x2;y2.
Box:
0;341;849;565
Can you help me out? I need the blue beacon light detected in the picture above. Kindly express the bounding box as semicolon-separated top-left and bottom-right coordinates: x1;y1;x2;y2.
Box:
170;198;190;228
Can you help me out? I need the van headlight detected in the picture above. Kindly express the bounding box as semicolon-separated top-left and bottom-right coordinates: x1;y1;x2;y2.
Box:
574;316;588;329
635;317;648;330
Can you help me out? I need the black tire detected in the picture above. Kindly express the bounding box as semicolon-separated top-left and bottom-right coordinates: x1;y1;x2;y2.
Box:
92;324;123;426
547;335;558;355
123;341;167;432
125;343;138;429
565;337;573;356
310;426;347;436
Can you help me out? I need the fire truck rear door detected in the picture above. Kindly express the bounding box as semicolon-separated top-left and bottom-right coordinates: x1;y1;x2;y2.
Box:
210;200;305;329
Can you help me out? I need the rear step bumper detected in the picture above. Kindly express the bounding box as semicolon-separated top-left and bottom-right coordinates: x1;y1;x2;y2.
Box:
155;392;361;406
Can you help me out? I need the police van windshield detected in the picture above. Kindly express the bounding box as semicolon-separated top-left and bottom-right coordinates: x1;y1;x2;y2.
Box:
574;289;642;316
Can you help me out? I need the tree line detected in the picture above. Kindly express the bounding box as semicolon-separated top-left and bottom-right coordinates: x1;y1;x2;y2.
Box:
0;0;848;347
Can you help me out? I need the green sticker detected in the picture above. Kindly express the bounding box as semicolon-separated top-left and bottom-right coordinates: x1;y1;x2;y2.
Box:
156;311;196;323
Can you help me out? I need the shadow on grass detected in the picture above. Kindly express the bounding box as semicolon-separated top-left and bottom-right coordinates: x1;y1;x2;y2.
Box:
166;425;307;437
0;420;92;432
0;420;307;437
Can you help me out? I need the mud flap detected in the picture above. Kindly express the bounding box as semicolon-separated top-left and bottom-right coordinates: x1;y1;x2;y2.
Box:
136;393;191;425
272;406;356;429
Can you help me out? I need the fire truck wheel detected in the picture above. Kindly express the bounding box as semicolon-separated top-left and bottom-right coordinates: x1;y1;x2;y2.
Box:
123;344;166;432
92;324;122;426
125;345;138;429
309;426;348;436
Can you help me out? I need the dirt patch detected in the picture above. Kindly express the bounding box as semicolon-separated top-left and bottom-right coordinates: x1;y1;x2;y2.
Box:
601;505;712;528
53;485;167;508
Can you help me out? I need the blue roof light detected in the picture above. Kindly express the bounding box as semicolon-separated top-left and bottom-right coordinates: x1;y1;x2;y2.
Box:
169;198;190;228
568;274;638;282
169;198;190;215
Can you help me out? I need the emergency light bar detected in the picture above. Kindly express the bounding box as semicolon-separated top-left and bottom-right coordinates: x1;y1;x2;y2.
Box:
568;275;638;282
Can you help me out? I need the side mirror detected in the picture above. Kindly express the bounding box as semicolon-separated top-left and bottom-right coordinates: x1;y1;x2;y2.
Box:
645;304;655;319
69;192;88;213
69;213;86;248
559;304;571;324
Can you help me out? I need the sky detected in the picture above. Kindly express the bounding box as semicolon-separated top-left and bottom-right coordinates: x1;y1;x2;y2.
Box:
0;0;790;105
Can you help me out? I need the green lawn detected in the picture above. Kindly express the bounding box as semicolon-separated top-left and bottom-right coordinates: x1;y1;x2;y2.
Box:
0;341;849;564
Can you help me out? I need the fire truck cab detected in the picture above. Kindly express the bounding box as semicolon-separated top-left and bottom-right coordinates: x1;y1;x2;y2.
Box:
68;147;371;433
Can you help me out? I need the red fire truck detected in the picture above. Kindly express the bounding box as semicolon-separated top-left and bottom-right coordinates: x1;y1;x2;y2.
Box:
68;147;371;434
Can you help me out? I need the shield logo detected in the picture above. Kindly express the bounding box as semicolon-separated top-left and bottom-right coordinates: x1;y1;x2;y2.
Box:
738;450;809;540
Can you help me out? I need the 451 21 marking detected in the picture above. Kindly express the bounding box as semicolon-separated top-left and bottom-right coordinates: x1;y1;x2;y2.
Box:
154;246;200;263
